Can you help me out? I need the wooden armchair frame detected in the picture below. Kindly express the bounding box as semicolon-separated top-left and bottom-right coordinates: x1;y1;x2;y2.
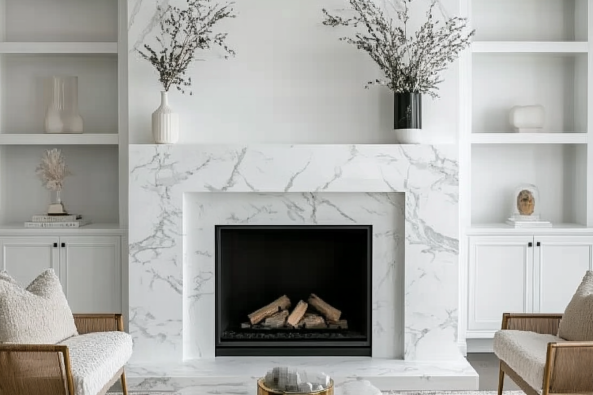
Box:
498;313;593;395
0;314;129;395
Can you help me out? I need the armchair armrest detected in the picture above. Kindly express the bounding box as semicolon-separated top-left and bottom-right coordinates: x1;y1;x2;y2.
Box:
73;313;124;334
543;341;593;394
0;344;74;395
502;313;563;335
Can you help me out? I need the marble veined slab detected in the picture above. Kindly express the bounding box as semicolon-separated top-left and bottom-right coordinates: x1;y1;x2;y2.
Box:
126;357;478;394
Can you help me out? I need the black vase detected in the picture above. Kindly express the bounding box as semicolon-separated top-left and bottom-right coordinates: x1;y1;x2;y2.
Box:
394;92;422;129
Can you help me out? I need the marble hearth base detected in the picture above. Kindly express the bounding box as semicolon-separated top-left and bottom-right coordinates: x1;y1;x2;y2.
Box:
126;357;478;394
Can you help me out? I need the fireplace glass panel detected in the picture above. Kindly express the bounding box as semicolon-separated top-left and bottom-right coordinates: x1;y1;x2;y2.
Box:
215;225;372;356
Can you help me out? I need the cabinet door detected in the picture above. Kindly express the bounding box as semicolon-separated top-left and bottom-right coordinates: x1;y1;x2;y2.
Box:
468;236;534;335
60;236;121;314
0;237;60;286
534;236;593;313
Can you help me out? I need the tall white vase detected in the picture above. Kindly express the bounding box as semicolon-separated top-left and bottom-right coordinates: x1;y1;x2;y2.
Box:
152;91;179;144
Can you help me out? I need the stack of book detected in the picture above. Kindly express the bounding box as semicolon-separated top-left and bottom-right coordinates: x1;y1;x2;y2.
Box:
24;214;91;228
506;214;551;228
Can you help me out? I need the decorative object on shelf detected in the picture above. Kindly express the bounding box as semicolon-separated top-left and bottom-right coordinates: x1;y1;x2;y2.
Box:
24;214;90;228
322;0;474;144
44;76;84;134
506;183;551;228
35;148;72;215
137;0;236;144
152;91;179;144
509;105;545;133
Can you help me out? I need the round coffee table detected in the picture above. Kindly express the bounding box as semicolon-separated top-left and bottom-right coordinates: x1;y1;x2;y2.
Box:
257;378;334;395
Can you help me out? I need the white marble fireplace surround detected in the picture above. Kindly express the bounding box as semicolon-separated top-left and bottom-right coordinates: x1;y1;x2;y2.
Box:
127;144;478;392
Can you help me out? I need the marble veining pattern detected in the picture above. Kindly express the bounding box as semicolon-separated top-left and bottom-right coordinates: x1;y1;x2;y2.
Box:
128;144;459;364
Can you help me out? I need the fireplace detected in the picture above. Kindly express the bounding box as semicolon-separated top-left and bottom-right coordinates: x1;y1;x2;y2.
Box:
215;225;372;356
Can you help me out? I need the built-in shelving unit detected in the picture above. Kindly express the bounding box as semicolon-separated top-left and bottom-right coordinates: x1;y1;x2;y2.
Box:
458;0;593;353
461;0;592;230
0;0;126;231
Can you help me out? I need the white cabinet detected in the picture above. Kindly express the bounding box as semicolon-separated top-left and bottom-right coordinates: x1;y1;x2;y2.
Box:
0;237;60;284
0;235;121;314
467;234;593;338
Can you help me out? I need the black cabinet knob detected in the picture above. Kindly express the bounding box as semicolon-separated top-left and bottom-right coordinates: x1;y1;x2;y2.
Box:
536;241;541;247
61;242;65;248
528;242;533;247
53;242;58;248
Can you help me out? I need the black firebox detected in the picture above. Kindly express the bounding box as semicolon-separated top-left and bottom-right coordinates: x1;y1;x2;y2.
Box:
215;225;372;356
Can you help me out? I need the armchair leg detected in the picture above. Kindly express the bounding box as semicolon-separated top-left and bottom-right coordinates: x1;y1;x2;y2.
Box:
497;361;505;395
120;369;129;395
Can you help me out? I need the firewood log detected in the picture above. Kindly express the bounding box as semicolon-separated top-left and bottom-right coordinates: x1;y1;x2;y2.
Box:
263;309;289;328
308;293;341;321
327;319;348;329
248;295;291;325
287;300;308;327
300;313;327;329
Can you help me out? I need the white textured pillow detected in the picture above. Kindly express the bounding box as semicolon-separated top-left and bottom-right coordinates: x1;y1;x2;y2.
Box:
0;269;78;344
558;271;593;341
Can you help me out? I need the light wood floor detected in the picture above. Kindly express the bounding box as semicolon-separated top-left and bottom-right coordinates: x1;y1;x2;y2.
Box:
467;353;521;391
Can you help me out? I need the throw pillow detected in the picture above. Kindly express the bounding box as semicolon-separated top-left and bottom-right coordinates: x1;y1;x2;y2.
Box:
0;270;17;283
558;270;593;341
0;268;78;344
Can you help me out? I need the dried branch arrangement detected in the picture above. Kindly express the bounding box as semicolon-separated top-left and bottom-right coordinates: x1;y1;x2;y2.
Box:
137;0;236;94
35;149;72;191
323;0;475;98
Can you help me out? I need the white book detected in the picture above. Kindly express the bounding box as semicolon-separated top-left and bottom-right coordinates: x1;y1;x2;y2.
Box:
506;219;552;228
24;220;91;228
31;214;82;222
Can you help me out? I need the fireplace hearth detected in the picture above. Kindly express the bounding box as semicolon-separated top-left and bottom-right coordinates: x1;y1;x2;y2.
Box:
215;225;372;356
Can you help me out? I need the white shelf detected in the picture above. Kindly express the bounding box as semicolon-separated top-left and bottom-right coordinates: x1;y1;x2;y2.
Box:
467;223;593;235
0;223;124;236
472;41;588;53
0;134;119;145
0;42;117;54
471;133;588;144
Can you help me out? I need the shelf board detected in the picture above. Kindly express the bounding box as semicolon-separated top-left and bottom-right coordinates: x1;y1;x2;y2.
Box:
0;133;119;145
467;223;592;235
0;223;124;236
470;133;588;144
0;42;117;54
472;41;588;53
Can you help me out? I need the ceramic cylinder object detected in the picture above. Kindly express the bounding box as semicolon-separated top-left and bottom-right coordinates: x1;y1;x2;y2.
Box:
394;92;422;130
509;105;545;132
152;91;179;144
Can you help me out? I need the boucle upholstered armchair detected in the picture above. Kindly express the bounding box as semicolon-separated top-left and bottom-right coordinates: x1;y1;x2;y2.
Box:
0;269;132;395
494;271;593;395
0;314;130;395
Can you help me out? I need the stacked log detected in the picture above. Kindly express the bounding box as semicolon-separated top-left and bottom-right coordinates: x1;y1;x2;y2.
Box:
244;294;346;330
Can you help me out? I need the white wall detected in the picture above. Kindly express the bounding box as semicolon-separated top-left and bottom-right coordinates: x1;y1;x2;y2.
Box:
128;0;460;144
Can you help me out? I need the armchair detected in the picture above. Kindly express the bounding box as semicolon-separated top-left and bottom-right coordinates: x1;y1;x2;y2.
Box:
495;312;593;395
0;314;131;395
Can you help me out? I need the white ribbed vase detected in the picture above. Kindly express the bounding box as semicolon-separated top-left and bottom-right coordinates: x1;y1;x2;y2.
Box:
152;91;179;144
